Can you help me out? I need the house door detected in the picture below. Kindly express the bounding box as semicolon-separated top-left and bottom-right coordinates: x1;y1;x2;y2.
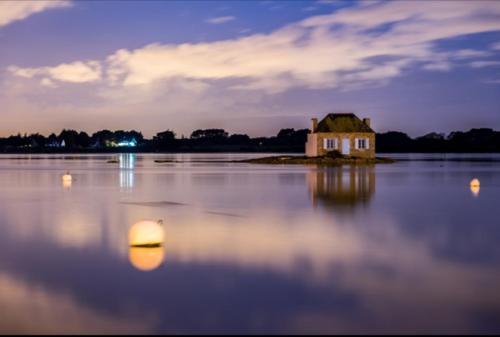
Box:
342;138;350;155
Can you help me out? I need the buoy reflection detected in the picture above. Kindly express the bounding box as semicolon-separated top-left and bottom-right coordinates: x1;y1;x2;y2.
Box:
129;246;165;272
470;185;480;197
128;220;165;272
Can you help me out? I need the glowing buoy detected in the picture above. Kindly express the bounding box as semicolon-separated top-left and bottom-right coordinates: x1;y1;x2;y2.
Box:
128;220;165;271
470;178;480;197
62;172;72;188
129;220;165;247
470;178;480;188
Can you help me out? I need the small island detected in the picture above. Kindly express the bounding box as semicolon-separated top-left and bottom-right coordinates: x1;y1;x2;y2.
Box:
240;113;394;165
239;154;395;165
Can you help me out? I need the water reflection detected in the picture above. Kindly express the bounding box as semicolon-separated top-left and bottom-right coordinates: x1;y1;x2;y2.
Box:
307;166;375;210
0;154;500;333
0;273;152;334
129;247;165;272
62;179;72;189
470;185;480;197
119;154;135;190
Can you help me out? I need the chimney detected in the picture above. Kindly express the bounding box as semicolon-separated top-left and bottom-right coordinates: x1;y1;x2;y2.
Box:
363;118;371;128
311;118;318;132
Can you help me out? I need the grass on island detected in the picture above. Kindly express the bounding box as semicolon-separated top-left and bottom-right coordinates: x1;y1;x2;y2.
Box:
239;152;395;165
150;151;395;165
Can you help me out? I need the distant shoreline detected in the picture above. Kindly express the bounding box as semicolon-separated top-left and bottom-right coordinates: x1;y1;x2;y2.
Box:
236;155;395;165
1;152;500;164
2;149;500;155
2;127;500;154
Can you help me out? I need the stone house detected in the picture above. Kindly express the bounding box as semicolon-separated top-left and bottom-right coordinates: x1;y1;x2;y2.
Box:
305;113;375;158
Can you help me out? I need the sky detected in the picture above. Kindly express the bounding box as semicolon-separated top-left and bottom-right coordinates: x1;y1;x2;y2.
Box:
1;0;500;138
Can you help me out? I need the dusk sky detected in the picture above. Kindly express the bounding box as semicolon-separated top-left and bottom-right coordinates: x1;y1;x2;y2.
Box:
1;0;500;138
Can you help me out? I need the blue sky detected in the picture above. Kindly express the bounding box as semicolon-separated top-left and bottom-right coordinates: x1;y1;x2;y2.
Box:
1;0;500;137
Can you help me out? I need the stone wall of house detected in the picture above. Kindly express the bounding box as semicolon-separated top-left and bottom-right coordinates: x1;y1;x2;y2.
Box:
305;133;318;157
305;132;376;158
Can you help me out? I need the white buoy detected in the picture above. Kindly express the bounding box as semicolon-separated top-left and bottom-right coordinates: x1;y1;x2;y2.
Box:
470;178;480;197
128;220;165;271
62;172;72;182
129;220;165;247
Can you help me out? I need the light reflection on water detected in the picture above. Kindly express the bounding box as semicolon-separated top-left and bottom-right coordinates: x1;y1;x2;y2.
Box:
119;153;135;190
0;153;499;334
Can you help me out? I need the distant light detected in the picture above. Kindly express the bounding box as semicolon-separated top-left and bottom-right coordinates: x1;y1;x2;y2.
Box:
117;139;137;147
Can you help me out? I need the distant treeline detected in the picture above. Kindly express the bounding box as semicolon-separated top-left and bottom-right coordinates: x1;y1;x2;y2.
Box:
376;129;500;153
0;128;309;153
1;127;500;153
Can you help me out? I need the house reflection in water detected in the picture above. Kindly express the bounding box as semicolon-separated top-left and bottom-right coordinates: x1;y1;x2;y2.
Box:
307;166;376;210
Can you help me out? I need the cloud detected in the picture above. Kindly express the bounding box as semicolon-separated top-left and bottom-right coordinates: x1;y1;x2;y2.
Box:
0;0;71;27
303;6;319;12
40;78;57;88
8;1;500;94
469;61;500;68
422;62;453;72
205;16;236;24
316;0;338;4
451;49;492;59
9;61;102;84
483;79;500;84
491;42;500;50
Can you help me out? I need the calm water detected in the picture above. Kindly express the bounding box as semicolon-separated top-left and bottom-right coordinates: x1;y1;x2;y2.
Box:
0;153;499;334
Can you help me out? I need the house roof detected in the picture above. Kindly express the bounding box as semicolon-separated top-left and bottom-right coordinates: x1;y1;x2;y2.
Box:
315;113;374;133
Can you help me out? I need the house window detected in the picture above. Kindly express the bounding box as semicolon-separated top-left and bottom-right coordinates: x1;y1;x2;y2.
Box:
356;138;369;150
323;138;337;150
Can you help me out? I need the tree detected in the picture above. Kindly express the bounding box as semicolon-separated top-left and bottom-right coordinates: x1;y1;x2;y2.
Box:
28;133;46;148
91;130;114;147
77;132;91;148
228;134;251;145
154;130;176;149
58;129;79;148
191;129;228;139
376;131;414;152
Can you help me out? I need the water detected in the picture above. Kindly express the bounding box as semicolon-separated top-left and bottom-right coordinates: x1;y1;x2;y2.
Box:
0;153;499;334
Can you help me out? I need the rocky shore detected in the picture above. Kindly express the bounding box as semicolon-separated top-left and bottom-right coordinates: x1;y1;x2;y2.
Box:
239;155;395;165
